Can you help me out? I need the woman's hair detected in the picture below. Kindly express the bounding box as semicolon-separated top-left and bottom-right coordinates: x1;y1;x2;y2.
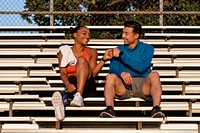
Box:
69;25;87;33
124;20;142;35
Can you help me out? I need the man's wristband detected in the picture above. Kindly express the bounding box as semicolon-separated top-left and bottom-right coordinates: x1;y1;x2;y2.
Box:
119;51;124;57
101;57;107;62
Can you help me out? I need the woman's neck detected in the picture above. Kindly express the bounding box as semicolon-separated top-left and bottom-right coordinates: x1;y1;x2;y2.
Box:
72;43;85;53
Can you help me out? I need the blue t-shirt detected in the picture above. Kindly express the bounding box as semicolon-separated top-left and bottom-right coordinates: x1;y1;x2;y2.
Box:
109;40;154;78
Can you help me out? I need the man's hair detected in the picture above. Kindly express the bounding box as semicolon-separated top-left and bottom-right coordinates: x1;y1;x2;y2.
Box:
124;21;142;35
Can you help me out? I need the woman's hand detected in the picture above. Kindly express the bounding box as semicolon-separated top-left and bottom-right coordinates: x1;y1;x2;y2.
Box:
66;83;76;93
103;49;113;61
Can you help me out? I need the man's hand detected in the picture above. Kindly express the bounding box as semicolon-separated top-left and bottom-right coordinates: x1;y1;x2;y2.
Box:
120;72;132;85
112;48;121;57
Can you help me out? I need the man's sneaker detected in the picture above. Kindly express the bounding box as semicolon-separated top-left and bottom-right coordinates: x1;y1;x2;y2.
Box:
99;106;116;118
70;92;84;107
51;91;65;121
151;105;165;118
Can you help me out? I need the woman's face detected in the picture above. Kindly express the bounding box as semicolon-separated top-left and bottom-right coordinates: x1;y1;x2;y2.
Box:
74;27;90;46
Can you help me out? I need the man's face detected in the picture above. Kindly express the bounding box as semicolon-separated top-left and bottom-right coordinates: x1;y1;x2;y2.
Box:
122;27;138;45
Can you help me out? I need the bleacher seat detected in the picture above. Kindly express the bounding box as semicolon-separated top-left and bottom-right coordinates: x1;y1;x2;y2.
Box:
0;26;200;132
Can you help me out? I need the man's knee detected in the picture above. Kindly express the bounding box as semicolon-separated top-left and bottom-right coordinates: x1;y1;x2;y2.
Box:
149;71;160;80
106;73;117;80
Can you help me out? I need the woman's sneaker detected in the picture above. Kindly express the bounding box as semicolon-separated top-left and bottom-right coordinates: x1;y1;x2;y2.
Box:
51;91;65;121
70;92;84;107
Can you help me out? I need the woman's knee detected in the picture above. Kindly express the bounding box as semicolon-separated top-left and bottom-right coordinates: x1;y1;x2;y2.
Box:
77;57;88;67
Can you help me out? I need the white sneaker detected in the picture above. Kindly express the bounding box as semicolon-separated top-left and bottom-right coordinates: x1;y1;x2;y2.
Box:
70;92;84;107
51;91;65;121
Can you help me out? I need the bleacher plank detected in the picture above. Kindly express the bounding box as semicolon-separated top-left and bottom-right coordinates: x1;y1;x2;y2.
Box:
0;116;33;131
0;63;53;77
0;85;18;94
1;129;198;133
0;58;58;64
32;116;164;130
166;117;200;133
0;117;32;122
49;78;200;88
0;33;65;40
0;77;47;83
153;51;200;63
0;77;47;95
145;33;200;40
0;95;40;117
152;63;200;78
2;123;39;130
161;123;198;130
0;52;57;63
0;42;61;52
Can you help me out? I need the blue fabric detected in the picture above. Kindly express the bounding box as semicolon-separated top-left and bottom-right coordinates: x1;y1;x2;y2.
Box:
109;40;154;78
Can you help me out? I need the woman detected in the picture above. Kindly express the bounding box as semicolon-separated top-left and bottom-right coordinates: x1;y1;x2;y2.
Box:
52;25;112;121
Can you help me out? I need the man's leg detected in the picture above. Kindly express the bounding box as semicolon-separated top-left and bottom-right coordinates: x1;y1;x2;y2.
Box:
142;71;162;106
142;71;164;117
100;74;127;117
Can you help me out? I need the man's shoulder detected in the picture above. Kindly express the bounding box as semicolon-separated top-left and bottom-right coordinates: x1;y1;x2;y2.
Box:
139;41;154;49
117;44;125;49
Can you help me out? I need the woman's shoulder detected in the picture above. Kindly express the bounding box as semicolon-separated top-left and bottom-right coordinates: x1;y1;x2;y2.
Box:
87;47;97;53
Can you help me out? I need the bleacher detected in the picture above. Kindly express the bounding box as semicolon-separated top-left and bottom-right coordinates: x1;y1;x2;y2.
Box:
0;26;200;133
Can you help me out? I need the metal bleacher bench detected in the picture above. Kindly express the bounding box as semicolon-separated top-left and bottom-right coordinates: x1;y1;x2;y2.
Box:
46;76;200;117
0;51;57;63
0;63;53;78
0;26;200;132
165;117;200;133
154;51;200;63
31;116;163;130
0;42;61;52
145;33;200;40
0;77;47;95
83;94;200;117
0;33;65;41
0;95;40;117
0;116;33;131
152;63;200;78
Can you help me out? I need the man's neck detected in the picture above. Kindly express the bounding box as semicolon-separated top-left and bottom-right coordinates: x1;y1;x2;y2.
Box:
128;39;139;49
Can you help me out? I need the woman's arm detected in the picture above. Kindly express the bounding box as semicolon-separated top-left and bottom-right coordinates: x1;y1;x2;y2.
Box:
89;48;113;77
58;51;76;92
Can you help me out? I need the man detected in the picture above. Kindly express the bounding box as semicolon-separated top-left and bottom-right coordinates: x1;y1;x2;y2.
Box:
99;20;165;118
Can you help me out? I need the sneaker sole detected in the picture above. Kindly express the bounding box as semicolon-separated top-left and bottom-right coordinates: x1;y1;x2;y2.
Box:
152;112;165;118
70;101;84;107
52;91;65;121
99;112;115;118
